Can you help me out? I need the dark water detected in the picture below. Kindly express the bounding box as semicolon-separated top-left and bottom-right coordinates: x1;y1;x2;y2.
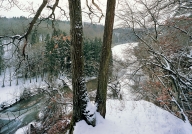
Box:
86;78;97;92
0;78;97;134
0;94;43;134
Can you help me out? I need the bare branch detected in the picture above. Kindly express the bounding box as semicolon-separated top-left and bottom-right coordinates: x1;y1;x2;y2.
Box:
85;0;104;23
91;0;104;23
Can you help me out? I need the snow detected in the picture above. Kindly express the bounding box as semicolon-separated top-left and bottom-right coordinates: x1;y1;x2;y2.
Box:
74;43;192;134
59;75;72;90
15;122;42;134
0;75;47;110
86;101;97;116
74;100;192;134
112;43;140;100
1;42;192;134
84;101;97;124
15;126;28;134
112;43;137;62
0;72;72;109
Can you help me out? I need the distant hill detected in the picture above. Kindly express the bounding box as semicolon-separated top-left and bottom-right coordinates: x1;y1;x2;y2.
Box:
0;16;146;44
0;16;104;40
113;28;145;44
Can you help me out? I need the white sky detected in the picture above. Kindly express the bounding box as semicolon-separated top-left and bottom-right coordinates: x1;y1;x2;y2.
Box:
0;0;144;27
0;0;108;24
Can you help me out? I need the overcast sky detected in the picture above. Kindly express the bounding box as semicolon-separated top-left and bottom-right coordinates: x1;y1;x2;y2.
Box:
0;0;108;24
0;0;140;27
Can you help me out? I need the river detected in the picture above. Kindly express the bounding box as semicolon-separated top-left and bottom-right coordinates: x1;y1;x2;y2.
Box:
0;77;98;134
0;42;139;133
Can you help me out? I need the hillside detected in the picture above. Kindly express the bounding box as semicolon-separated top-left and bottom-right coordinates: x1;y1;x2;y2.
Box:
0;17;143;45
0;17;104;40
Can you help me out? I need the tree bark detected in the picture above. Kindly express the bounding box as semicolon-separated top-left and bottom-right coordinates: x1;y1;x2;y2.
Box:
68;0;95;133
95;0;116;118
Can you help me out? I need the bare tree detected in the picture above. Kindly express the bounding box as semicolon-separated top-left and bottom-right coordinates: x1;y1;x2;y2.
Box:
117;0;192;123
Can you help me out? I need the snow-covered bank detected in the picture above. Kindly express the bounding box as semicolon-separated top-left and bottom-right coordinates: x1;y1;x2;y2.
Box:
112;43;138;62
0;76;47;110
0;73;72;110
74;43;192;134
74;100;192;134
112;43;140;100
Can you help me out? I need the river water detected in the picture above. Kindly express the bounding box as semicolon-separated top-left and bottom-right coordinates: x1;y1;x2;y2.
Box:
0;78;98;134
0;42;140;133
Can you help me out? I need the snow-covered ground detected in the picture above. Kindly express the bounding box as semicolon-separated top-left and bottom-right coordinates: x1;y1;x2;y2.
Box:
0;74;46;109
112;43;139;100
74;43;192;134
0;73;71;110
74;100;192;134
4;43;192;134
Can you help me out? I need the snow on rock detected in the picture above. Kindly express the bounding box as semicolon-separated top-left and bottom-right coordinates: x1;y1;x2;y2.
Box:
74;100;192;134
14;126;28;134
85;101;97;116
15;122;42;134
84;101;96;124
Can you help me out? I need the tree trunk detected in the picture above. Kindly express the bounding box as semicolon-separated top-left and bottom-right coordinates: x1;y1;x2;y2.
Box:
68;0;95;133
95;0;116;118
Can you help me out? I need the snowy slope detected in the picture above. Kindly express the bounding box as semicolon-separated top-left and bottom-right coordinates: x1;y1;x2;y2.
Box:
74;43;192;134
74;100;192;134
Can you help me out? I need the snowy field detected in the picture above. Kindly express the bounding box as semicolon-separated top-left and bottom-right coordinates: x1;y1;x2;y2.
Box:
74;43;192;134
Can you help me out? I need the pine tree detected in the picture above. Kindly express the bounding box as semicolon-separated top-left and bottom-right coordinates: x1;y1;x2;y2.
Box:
0;40;4;75
31;30;39;45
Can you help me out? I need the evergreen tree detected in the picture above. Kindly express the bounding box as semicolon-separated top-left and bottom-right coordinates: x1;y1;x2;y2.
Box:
31;30;39;45
45;33;50;42
45;39;57;75
84;37;102;76
0;39;4;75
45;30;71;75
